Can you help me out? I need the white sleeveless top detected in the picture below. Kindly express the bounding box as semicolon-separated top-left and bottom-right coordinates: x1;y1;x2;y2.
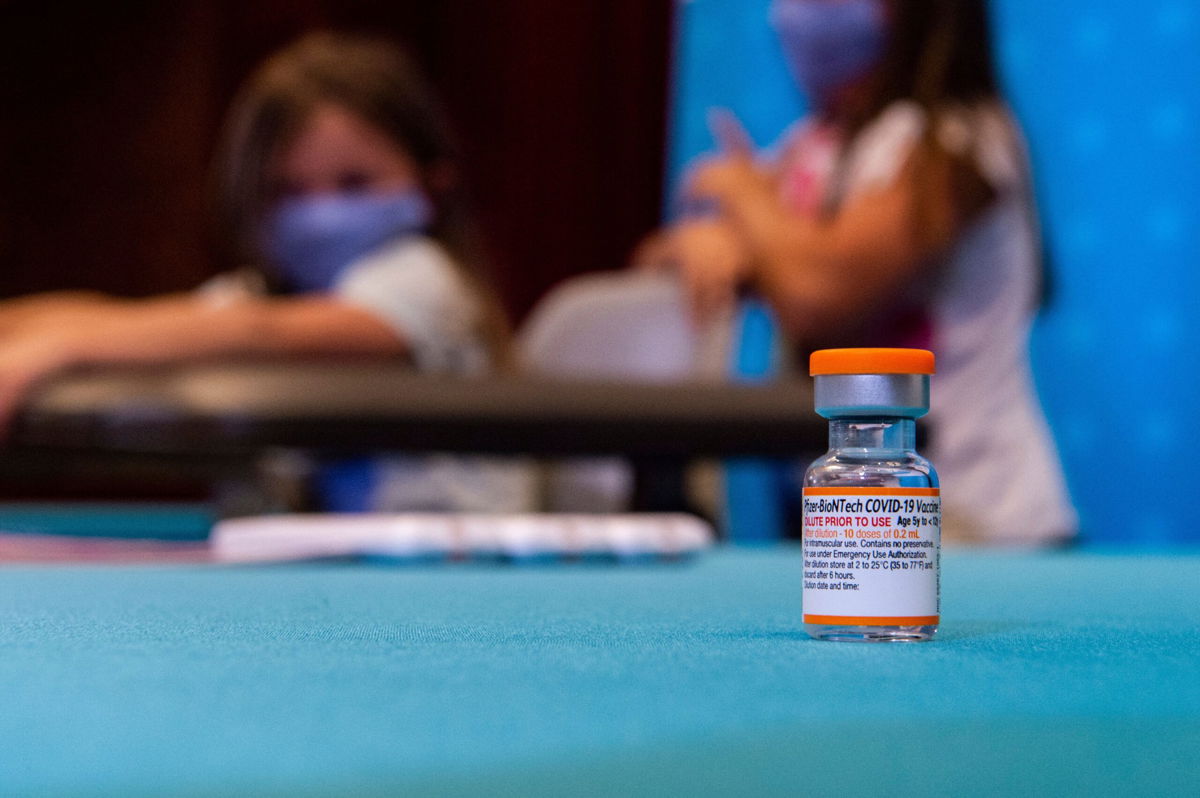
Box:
820;101;1077;543
200;237;537;514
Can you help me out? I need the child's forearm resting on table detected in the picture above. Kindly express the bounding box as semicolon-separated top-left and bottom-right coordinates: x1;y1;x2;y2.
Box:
66;296;409;364
0;296;408;430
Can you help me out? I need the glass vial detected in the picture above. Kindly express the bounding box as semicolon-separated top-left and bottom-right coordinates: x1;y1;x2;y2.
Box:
802;348;940;642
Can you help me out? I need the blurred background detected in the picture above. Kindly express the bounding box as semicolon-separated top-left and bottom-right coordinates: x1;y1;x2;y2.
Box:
1;0;1197;543
0;0;672;319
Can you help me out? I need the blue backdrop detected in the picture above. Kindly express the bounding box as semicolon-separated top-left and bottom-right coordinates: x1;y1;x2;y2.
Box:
668;0;1199;544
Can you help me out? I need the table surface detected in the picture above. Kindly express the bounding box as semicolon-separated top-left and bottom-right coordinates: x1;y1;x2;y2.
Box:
12;363;822;458
2;547;1198;797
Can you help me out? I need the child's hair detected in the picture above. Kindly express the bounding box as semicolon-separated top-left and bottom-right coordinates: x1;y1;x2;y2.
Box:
848;0;999;137
826;0;1006;242
213;32;510;359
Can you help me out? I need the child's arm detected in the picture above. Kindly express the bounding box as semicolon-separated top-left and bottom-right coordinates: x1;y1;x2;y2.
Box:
0;295;407;431
70;295;407;362
637;112;786;324
0;292;124;338
685;144;993;342
633;217;752;323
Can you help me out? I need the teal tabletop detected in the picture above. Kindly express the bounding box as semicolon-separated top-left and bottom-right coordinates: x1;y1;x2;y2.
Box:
1;547;1198;797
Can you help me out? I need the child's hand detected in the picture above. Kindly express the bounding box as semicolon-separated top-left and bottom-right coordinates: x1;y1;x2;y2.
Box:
0;330;76;437
630;230;675;271
685;110;772;208
666;218;752;323
686;154;771;210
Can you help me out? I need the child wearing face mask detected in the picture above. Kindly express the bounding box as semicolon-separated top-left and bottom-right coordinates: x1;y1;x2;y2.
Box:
651;0;1076;545
0;34;534;513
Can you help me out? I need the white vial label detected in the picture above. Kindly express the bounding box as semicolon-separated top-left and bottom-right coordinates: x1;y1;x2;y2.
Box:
802;488;940;625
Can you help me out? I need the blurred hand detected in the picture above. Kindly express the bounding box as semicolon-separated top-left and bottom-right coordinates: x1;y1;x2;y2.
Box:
630;229;675;271
686;154;771;209
685;109;771;208
666;218;752;323
637;112;771;322
0;331;75;437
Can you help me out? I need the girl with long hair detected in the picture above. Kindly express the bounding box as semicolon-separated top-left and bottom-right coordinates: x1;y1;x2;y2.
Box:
0;33;530;512
655;0;1075;543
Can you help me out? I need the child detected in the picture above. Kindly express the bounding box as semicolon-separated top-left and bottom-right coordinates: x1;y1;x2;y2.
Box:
0;33;532;513
653;0;1076;544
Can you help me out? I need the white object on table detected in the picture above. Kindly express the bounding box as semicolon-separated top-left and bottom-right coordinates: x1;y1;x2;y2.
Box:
210;513;714;563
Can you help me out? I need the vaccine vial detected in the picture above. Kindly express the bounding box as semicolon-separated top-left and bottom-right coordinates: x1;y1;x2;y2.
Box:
802;348;940;642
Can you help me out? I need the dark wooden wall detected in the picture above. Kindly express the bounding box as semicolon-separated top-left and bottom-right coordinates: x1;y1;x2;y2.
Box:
0;0;673;320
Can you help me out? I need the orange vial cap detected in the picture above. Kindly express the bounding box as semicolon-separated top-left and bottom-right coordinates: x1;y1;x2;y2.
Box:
809;347;935;377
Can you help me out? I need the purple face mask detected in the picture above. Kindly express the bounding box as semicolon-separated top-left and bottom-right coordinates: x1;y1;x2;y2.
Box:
263;189;432;293
770;0;886;105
